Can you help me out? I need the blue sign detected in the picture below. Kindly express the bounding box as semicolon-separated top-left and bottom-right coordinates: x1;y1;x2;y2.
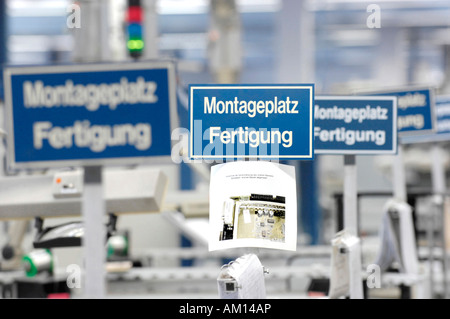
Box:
401;95;450;144
3;61;177;169
189;84;314;160
314;96;397;155
369;88;435;136
435;95;450;134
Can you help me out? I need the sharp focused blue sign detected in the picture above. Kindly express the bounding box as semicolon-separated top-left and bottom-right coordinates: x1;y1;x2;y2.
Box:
189;84;314;160
314;96;397;155
3;61;177;169
369;88;435;136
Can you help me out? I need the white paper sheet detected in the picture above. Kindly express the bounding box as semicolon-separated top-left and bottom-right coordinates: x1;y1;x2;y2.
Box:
209;161;297;251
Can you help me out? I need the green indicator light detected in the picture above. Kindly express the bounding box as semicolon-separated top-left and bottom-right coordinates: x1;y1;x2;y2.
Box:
135;40;144;50
127;39;144;51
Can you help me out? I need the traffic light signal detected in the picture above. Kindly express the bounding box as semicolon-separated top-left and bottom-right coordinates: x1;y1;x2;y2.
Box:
127;0;144;58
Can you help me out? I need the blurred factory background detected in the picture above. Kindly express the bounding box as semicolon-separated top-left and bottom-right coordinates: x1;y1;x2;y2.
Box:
0;0;449;299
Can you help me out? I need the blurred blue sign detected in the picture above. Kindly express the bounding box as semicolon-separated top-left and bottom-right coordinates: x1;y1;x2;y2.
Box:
314;96;397;154
401;95;450;144
370;88;435;136
3;61;177;169
435;95;450;134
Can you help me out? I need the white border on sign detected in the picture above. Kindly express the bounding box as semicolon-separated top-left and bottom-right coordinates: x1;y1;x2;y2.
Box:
314;95;398;155
3;60;179;170
189;85;314;160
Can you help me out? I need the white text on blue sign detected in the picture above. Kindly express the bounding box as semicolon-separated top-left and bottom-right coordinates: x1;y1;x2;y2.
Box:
314;97;397;155
436;96;450;134
189;85;314;160
4;62;175;168
25;77;158;152
370;88;434;135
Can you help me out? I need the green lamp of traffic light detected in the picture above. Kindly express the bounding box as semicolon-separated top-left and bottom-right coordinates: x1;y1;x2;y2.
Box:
127;0;144;58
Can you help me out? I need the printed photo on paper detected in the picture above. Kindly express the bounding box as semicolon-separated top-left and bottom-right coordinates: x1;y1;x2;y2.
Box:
209;161;297;251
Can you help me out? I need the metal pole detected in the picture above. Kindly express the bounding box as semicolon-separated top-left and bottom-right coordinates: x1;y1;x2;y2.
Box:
0;0;7;172
277;0;315;84
208;0;242;84
82;166;106;298
143;0;158;59
431;144;446;195
73;0;110;63
72;0;110;298
441;46;450;94
443;196;450;299
99;0;111;62
0;0;6;69
427;194;436;297
344;155;364;299
431;144;448;298
344;155;358;236
277;0;319;245
0;0;7;101
393;144;407;202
